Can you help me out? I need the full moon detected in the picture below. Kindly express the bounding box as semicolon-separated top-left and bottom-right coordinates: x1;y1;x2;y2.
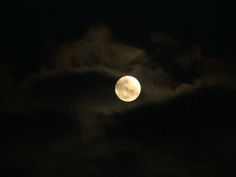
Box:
115;75;141;102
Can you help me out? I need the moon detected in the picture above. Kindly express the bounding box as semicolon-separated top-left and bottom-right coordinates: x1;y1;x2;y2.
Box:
115;75;141;102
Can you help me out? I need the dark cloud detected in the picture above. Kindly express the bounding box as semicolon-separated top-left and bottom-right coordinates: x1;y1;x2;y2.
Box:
150;31;178;47
0;24;235;177
1;23;235;139
52;25;146;72
21;24;232;104
1;87;235;177
109;87;235;177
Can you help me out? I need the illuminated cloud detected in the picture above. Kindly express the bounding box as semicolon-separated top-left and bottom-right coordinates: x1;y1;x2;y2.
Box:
1;24;235;116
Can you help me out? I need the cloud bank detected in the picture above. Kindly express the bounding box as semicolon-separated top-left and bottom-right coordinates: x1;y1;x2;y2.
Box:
1;24;235;116
0;24;235;177
32;24;235;103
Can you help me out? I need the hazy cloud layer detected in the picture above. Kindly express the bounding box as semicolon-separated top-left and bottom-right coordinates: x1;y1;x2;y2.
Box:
1;24;235;177
54;25;146;72
36;24;235;102
1;24;234;140
1;24;235;115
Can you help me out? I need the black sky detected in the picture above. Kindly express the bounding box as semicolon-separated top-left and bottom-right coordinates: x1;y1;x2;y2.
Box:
0;1;236;177
2;1;236;68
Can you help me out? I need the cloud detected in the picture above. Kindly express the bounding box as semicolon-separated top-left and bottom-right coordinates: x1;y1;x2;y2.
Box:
2;86;235;177
1;24;235;118
0;24;235;141
53;24;146;72
0;25;235;177
150;31;178;47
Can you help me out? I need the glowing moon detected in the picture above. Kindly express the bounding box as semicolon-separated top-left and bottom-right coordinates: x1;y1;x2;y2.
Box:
115;76;141;102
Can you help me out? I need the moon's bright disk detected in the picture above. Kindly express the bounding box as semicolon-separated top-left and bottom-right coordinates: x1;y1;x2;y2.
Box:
115;76;141;102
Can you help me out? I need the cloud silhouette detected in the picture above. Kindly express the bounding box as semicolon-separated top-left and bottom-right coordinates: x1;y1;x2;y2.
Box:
0;23;235;177
1;86;235;177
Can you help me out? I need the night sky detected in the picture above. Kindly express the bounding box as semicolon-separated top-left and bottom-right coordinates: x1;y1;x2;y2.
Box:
1;1;236;177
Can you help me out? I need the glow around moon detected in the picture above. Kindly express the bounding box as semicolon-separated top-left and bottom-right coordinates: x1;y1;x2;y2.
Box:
115;76;141;102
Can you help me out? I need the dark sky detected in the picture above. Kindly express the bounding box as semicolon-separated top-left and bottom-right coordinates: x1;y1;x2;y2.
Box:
0;1;235;177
